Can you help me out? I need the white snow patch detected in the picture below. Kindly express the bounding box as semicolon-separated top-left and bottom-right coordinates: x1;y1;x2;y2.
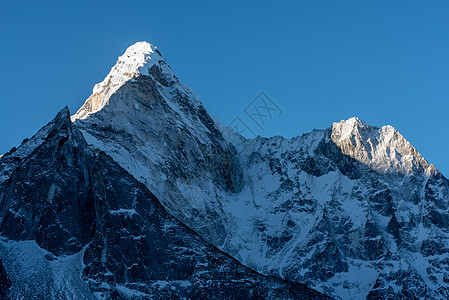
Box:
115;285;149;298
109;208;138;217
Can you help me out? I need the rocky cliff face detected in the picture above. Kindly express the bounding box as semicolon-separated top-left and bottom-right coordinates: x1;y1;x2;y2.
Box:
0;107;328;299
1;41;448;299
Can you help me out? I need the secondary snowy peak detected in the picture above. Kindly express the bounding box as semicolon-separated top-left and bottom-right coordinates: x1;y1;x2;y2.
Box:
331;117;435;175
72;41;180;120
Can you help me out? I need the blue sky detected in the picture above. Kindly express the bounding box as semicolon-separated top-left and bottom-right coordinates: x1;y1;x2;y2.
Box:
1;1;448;176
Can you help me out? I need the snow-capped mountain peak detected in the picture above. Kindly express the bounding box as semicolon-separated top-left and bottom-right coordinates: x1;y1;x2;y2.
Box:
102;41;166;80
72;41;181;120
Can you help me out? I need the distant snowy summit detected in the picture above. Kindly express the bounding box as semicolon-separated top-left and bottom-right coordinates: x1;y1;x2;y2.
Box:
331;117;436;175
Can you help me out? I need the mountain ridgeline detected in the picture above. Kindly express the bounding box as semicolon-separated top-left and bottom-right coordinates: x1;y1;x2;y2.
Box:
1;42;448;299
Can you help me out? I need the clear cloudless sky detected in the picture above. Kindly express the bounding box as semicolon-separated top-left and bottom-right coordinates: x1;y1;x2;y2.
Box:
1;1;448;176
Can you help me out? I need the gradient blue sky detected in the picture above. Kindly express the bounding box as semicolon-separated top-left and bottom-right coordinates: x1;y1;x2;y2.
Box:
1;1;448;176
